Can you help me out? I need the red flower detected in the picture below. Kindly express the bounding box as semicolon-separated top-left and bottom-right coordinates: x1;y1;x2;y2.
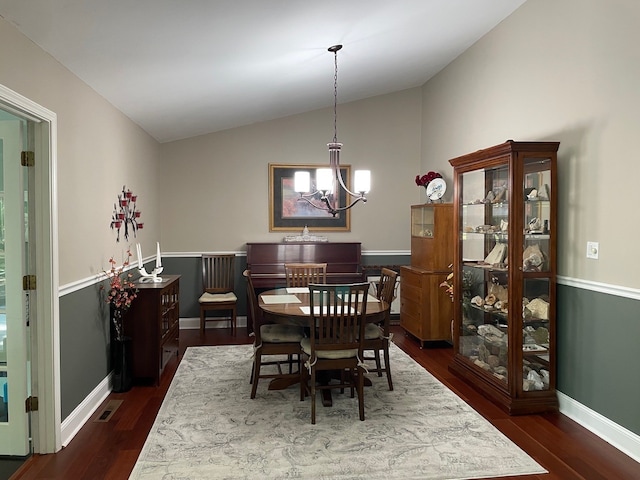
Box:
415;171;442;187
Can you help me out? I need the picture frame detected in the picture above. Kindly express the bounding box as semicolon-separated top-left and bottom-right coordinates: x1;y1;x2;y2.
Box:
269;163;351;231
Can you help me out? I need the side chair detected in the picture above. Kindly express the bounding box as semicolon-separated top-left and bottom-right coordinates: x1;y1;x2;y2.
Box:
300;282;369;424
199;254;238;335
245;270;306;399
284;263;327;287
362;268;398;390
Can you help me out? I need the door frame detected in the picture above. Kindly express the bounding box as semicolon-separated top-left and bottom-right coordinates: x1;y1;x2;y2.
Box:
0;84;60;453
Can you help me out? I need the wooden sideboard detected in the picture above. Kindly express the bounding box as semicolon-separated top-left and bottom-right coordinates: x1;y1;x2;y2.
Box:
123;274;180;385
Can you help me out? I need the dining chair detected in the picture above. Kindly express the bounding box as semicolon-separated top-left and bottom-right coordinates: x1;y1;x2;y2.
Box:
299;282;369;424
244;270;306;398
362;268;398;390
199;254;237;335
284;263;327;287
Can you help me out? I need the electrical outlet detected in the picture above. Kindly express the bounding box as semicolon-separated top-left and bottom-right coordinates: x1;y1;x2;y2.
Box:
586;241;599;259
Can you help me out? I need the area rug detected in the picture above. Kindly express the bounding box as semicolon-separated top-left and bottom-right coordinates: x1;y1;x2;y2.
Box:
129;344;546;479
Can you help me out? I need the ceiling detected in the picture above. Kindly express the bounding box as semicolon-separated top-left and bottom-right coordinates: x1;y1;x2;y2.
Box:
0;0;526;143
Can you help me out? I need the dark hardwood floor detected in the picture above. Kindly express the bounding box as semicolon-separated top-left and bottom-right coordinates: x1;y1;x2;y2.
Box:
11;326;640;480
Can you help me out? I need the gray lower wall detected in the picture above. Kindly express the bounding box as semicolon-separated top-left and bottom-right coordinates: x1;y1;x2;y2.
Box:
556;284;640;435
59;281;109;420
59;254;640;438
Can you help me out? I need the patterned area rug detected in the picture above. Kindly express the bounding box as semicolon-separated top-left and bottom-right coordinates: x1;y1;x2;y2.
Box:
130;344;546;479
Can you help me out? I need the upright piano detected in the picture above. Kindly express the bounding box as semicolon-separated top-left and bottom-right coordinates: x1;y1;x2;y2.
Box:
246;242;364;289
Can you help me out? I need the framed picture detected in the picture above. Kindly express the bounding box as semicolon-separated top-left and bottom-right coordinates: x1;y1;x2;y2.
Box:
269;163;351;231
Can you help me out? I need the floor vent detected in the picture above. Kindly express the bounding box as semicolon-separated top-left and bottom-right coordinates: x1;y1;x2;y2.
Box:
94;399;123;422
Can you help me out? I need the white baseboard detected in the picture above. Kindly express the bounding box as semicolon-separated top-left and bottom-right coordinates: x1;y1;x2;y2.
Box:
557;391;640;463
61;373;112;447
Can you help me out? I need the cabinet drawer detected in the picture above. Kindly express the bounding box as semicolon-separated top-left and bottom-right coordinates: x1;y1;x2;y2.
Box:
401;282;423;299
400;297;422;318
400;268;424;287
400;309;421;335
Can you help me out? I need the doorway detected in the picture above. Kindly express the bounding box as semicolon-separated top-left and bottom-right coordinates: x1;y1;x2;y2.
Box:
0;84;60;457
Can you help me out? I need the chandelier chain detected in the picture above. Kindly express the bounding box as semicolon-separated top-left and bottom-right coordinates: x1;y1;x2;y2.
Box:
333;48;338;143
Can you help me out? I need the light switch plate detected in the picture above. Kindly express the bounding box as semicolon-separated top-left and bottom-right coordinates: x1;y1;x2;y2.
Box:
586;241;599;259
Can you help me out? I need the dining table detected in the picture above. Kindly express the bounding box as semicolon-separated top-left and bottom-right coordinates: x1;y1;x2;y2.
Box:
258;286;388;406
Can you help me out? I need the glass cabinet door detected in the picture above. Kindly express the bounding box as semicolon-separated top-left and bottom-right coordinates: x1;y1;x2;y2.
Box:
458;162;510;388
411;205;435;238
521;157;554;392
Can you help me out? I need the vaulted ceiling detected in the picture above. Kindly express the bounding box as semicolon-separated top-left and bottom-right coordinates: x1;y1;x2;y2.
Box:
0;0;526;142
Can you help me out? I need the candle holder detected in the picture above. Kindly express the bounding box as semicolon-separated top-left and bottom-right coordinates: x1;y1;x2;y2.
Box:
138;265;164;283
136;242;164;283
110;185;142;242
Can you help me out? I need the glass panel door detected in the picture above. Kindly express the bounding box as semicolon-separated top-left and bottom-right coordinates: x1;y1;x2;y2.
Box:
0;109;32;456
521;157;553;392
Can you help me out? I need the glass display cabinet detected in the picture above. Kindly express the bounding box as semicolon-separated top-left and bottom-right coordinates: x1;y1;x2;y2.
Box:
400;203;454;347
448;140;559;414
411;204;435;238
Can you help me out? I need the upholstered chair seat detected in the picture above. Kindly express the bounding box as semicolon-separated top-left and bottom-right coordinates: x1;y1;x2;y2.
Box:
261;324;305;343
199;291;237;303
300;337;358;360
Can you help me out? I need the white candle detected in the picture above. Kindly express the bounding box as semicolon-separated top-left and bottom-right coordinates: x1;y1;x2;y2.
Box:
156;242;162;268
136;243;143;268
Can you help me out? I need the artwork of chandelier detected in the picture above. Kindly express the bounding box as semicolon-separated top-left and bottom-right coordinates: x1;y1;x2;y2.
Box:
110;185;143;242
294;45;371;217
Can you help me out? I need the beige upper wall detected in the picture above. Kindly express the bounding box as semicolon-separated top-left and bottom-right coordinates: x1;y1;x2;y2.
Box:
3;0;636;287
420;0;640;288
0;17;162;286
159;88;423;253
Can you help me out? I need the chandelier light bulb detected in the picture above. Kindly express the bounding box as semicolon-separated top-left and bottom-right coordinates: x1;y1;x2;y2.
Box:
354;170;371;194
294;171;311;193
316;168;333;193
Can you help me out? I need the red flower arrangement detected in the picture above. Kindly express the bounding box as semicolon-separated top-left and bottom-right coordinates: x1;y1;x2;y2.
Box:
415;171;442;187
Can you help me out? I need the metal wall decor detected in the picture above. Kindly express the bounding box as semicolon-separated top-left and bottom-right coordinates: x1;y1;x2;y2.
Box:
110;185;143;242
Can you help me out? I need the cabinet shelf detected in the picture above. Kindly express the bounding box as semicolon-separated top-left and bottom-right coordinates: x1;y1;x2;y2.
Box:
449;140;559;415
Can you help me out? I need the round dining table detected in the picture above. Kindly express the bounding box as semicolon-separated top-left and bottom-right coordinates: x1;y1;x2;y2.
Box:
258;287;388;405
258;287;387;325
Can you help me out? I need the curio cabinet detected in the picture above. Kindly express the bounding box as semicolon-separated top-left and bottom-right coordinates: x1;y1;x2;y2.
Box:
449;140;559;414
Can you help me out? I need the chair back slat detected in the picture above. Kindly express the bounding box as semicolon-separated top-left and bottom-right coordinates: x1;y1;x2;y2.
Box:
377;268;399;307
308;282;369;353
243;270;262;342
285;263;327;287
202;254;235;293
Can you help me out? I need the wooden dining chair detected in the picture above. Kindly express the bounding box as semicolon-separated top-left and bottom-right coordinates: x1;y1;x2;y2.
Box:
299;282;369;424
284;263;327;287
362;268;398;390
244;270;306;398
199;254;237;335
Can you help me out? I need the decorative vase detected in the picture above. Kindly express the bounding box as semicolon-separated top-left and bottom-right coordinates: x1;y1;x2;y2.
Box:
111;336;133;393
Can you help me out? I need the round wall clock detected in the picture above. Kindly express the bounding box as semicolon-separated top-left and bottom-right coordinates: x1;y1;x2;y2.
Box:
426;178;447;200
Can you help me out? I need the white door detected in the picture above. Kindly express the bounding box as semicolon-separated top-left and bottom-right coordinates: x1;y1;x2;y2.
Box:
0;110;33;455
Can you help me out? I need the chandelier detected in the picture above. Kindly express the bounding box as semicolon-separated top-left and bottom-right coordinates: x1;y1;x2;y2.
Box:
294;44;371;217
